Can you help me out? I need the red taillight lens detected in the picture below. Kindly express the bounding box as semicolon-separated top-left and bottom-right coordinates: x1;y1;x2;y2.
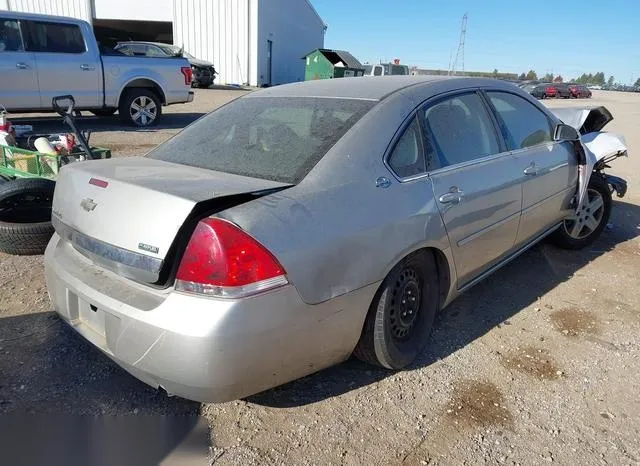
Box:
181;66;193;85
175;218;287;297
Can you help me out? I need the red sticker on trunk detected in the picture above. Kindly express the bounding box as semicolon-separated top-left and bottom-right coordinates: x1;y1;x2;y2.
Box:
89;178;108;188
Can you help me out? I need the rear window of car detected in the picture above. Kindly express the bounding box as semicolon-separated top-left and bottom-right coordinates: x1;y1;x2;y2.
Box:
147;97;375;184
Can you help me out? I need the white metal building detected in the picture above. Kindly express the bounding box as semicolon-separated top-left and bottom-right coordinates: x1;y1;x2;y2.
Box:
0;0;327;86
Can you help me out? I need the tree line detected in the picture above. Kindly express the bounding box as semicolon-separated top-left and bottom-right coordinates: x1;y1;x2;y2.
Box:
517;70;618;86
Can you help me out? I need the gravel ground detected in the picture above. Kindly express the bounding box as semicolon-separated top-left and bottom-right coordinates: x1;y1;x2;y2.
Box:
1;89;639;465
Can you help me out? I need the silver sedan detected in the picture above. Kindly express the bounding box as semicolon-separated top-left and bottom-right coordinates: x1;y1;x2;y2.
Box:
44;76;626;402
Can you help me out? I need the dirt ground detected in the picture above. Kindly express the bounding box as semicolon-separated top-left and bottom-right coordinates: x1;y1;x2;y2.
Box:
1;89;639;465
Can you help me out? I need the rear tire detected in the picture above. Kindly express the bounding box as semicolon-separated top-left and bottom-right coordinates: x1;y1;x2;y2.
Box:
119;88;162;127
550;175;611;250
354;250;439;369
0;178;55;255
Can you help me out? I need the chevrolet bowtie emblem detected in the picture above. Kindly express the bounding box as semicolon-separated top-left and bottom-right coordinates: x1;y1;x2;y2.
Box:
80;198;97;212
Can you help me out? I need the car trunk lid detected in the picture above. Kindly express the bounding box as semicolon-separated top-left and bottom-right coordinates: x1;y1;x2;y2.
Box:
52;157;290;283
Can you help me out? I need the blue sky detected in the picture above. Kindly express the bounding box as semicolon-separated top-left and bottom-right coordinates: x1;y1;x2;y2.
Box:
312;0;640;83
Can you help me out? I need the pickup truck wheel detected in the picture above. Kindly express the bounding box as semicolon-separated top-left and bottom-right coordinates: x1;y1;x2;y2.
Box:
550;175;612;250
119;89;162;127
90;109;117;117
354;250;439;369
0;178;55;255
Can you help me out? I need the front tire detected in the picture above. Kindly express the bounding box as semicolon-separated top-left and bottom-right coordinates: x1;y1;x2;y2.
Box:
550;175;612;250
354;250;439;369
119;88;162;127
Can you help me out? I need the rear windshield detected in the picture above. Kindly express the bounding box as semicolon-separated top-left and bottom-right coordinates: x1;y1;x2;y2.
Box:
147;97;374;184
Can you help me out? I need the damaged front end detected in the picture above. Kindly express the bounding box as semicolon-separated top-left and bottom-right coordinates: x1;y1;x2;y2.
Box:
550;106;628;208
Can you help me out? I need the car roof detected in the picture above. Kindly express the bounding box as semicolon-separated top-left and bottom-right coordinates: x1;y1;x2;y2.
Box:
117;41;173;47
245;76;518;102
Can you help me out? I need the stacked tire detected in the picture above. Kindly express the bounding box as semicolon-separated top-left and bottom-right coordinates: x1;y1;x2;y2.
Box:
0;178;55;255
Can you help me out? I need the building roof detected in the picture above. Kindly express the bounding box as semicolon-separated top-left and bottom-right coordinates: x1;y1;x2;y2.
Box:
303;48;364;70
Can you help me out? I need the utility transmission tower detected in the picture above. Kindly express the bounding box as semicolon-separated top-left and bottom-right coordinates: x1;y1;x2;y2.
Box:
450;13;467;76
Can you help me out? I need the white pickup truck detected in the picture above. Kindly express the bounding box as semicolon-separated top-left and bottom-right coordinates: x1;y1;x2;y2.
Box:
0;11;194;126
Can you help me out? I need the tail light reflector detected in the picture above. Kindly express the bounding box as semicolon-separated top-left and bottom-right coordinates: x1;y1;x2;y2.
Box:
175;218;288;298
181;66;193;85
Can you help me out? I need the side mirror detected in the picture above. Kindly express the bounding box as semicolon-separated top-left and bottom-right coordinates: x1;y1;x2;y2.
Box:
554;123;580;141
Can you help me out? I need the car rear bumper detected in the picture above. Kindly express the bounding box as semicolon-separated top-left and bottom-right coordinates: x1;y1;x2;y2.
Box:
44;234;375;402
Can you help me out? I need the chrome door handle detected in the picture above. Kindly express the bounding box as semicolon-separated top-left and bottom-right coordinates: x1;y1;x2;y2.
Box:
438;188;464;205
80;64;95;71
523;163;539;176
15;62;28;69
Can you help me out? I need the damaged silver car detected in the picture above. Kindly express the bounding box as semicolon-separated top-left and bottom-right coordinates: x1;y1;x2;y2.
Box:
44;77;628;402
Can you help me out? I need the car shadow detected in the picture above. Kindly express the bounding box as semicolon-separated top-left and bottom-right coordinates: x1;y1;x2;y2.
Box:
0;310;207;464
10;112;206;134
1;202;637;414
247;199;640;407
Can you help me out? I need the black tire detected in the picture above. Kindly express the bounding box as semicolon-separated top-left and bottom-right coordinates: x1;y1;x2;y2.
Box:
119;88;162;127
353;250;439;369
90;108;117;117
549;175;612;250
0;178;55;255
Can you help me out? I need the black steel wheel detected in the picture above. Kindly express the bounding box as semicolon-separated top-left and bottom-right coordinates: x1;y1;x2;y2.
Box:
354;250;439;369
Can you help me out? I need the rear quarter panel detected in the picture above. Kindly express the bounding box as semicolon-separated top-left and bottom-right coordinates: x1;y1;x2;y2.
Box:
101;55;191;107
218;93;452;305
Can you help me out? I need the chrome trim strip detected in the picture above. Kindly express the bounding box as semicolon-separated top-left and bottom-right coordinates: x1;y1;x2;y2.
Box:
457;211;521;247
52;215;163;283
175;275;289;299
457;223;561;293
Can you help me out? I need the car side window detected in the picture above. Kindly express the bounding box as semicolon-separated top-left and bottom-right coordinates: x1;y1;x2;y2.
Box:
421;93;500;169
23;21;85;54
0;19;24;52
146;45;166;57
486;91;553;150
387;117;426;179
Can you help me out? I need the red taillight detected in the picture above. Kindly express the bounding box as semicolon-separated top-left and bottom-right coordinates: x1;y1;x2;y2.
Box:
181;66;193;85
175;218;287;297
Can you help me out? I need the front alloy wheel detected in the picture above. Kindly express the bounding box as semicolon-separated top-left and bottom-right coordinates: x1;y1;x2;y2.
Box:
563;188;605;240
550;175;612;250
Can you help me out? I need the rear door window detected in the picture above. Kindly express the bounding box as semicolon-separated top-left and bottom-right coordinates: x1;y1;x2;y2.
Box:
387;118;426;178
23;21;85;53
486;91;553;150
421;92;501;169
0;18;24;52
147;97;374;184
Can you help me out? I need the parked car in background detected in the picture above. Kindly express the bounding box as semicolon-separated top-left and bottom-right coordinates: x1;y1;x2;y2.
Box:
0;12;194;126
554;83;572;99
363;62;410;76
115;41;217;88
45;76;627;403
530;83;558;99
568;84;592;98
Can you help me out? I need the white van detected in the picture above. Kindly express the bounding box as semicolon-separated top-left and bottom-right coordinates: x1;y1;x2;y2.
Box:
363;63;409;76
